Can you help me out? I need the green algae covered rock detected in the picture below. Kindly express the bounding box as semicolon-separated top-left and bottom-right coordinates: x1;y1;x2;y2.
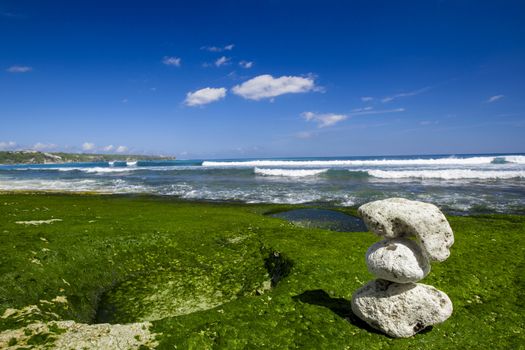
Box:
0;193;523;349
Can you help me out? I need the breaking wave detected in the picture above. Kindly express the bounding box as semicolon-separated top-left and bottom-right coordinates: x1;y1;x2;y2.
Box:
367;169;525;180
254;168;328;177
203;155;525;167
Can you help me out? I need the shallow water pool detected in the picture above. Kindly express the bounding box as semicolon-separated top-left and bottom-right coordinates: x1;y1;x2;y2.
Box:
270;208;368;232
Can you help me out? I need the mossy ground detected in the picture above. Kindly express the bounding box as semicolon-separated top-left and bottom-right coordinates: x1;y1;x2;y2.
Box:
0;192;524;349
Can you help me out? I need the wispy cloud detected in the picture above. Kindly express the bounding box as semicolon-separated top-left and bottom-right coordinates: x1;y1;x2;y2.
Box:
352;106;374;113
162;56;181;67
90;144;128;153
215;56;231;67
302;112;348;128
82;142;95;151
381;86;431;103
1;11;26;19
185;87;227;106
201;44;234;52
295;131;314;139
361;96;374;102
232;74;317;101
486;95;504;103
33;142;57;151
419;120;439;126
0;141;17;150
301;107;405;129
239;60;253;69
349;107;405;116
116;145;128;153
6;65;32;73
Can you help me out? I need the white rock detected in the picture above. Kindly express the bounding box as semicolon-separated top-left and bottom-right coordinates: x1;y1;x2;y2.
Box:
366;238;430;283
358;198;454;261
351;279;453;338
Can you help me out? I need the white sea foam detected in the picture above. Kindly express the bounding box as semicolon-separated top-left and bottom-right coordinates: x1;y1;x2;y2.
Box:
0;179;99;192
502;155;525;164
203;155;525;167
81;167;137;173
0;178;151;193
254;168;328;177
367;169;525;180
127;161;138;166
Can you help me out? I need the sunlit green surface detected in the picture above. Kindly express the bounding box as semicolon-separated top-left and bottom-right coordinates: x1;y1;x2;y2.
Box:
0;193;523;348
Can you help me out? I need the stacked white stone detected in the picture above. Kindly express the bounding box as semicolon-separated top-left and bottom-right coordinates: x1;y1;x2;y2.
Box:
351;198;454;338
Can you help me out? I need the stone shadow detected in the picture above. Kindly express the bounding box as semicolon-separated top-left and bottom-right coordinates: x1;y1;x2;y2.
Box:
293;289;434;337
292;289;383;335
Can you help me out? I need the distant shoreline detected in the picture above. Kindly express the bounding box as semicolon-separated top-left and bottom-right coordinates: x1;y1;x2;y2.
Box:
0;150;175;165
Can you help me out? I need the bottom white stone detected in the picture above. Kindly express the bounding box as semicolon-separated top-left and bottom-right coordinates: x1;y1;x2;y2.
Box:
351;279;452;338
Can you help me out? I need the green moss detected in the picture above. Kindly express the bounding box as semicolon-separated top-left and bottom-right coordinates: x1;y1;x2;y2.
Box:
0;193;524;349
27;332;53;345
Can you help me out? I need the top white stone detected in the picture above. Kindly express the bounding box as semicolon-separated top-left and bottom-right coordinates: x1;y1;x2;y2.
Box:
358;198;454;262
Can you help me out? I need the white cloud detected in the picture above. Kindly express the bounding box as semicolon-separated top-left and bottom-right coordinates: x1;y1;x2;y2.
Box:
116;145;128;153
162;56;181;67
381;87;431;103
486;95;504;103
349;108;405;116
232;74;317;101
239;60;253;69
184;87;227;106
82;142;95;151
301;108;405;129
352;106;374;112
7;65;32;73
215;56;230;67
103;145;115;152
202;46;221;52
361;96;374;102
302;112;348;128
0;141;17;150
201;44;234;52
33;142;57;151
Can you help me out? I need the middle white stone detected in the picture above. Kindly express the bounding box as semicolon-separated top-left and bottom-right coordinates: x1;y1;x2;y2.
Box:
366;238;430;283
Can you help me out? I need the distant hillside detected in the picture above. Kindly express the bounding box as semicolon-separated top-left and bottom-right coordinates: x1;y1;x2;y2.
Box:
0;151;175;165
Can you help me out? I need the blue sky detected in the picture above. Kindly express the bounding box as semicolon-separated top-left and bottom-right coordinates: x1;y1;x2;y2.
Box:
1;0;524;158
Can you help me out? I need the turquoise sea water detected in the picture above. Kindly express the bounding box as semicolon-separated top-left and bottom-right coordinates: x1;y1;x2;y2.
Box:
1;153;524;214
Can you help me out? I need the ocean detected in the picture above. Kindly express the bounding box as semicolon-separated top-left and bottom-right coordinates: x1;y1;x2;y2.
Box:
1;153;524;214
